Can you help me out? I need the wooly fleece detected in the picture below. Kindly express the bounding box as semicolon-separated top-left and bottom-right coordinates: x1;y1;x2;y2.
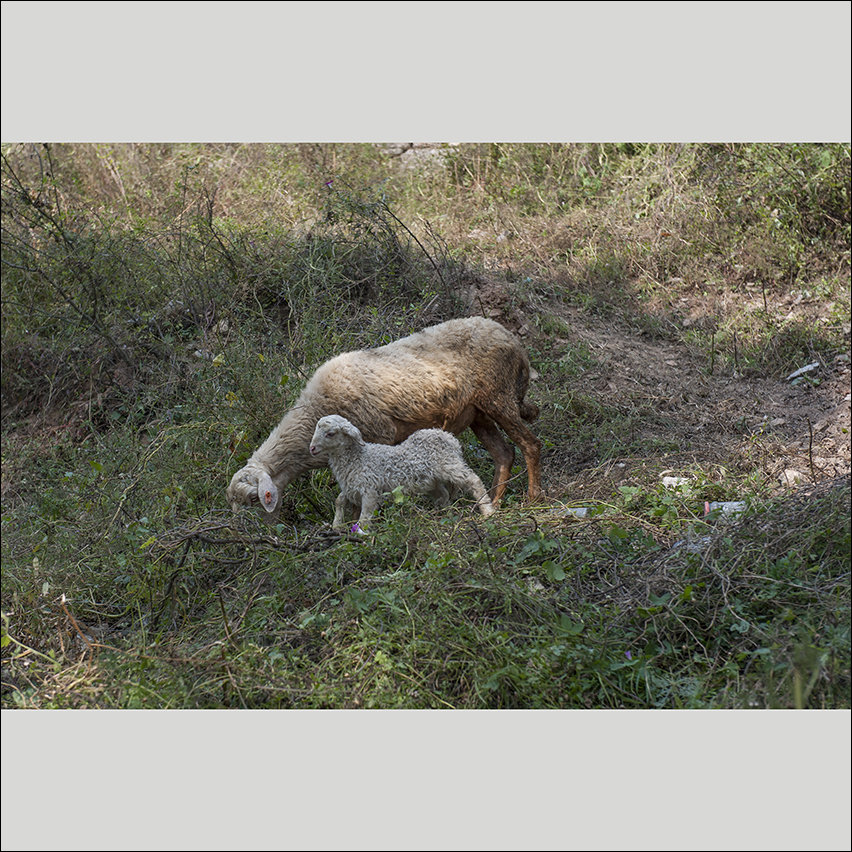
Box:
226;316;542;516
310;414;495;529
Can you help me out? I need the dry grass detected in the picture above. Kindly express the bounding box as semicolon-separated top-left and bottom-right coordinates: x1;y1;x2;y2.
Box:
1;142;849;710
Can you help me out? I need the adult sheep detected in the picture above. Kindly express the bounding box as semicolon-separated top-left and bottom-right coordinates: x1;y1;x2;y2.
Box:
226;316;542;515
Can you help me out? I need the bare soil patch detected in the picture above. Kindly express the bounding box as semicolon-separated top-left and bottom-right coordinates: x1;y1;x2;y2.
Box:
469;278;851;502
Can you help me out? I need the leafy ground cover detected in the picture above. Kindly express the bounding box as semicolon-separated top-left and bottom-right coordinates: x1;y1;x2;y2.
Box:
1;142;849;708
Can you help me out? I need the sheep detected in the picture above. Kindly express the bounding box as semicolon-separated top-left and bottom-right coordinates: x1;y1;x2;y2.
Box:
226;316;542;517
309;414;496;529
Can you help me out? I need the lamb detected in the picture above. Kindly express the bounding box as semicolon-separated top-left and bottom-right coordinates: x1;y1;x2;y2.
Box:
309;414;496;529
226;316;542;517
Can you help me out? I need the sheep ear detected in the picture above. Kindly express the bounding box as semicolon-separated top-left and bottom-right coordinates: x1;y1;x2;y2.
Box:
257;471;279;513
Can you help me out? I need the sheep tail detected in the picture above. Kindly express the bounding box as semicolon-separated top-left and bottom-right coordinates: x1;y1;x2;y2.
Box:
520;400;539;422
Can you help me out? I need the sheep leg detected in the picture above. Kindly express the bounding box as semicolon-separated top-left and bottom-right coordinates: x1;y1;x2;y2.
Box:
471;414;515;505
469;475;496;517
480;404;543;502
332;493;359;529
429;482;451;507
356;491;382;530
443;468;496;517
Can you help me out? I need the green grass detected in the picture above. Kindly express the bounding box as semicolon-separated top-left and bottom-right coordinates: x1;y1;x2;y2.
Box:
2;142;850;709
4;476;847;709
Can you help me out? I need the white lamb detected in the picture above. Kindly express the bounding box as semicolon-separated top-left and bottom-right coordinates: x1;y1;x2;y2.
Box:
309;414;496;530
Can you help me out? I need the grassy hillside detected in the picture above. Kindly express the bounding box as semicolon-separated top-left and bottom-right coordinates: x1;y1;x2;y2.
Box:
1;142;849;708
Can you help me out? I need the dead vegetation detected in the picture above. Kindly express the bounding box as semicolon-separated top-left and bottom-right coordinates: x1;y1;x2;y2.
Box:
1;142;849;710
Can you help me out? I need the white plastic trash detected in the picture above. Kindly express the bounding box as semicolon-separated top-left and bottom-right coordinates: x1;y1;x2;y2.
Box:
786;362;819;381
704;501;746;517
554;506;592;519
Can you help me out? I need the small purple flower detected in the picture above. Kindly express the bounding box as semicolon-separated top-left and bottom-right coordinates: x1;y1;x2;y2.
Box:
325;180;334;188
350;522;361;534
625;650;632;660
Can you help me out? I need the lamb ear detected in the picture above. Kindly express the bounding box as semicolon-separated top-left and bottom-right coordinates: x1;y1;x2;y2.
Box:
257;471;279;513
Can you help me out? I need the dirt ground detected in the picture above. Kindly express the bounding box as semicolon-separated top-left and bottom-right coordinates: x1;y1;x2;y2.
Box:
467;278;852;502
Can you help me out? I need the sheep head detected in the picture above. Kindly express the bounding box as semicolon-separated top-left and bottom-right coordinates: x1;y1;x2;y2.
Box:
310;414;363;456
226;463;281;514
